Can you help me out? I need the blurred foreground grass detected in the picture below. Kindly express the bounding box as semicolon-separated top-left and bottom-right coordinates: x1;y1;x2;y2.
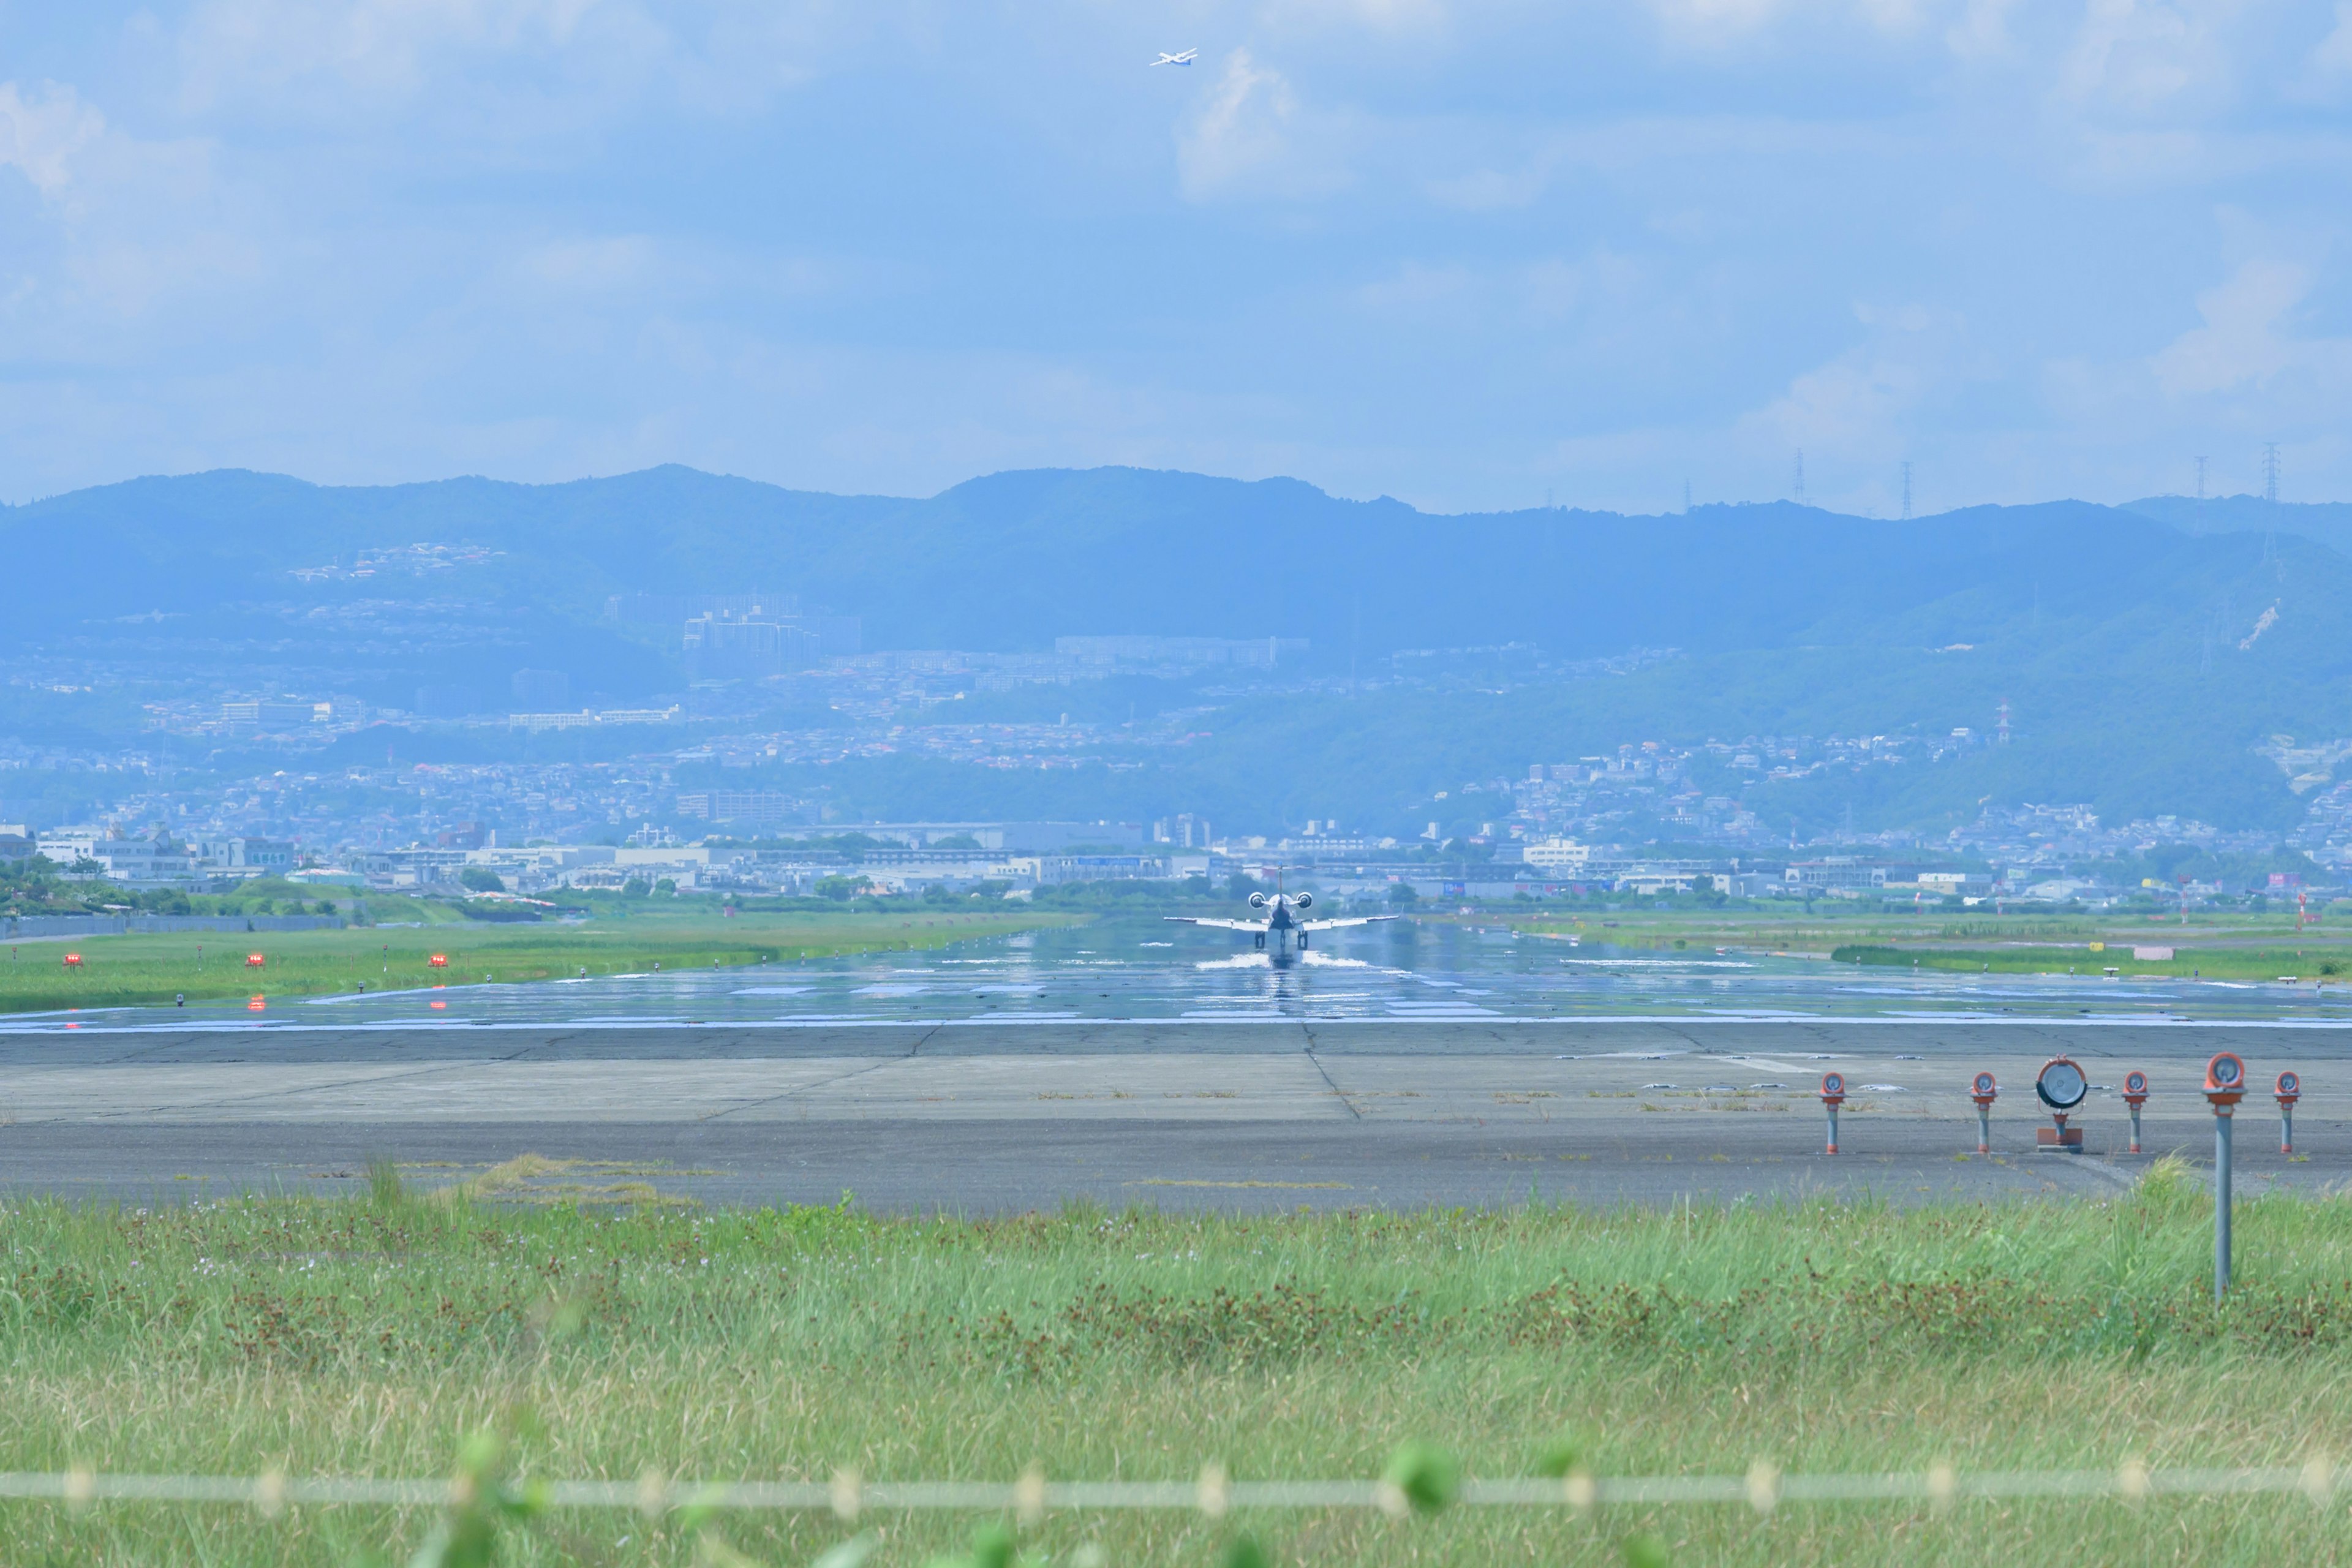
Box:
1;1164;2351;1562
0;909;1077;1014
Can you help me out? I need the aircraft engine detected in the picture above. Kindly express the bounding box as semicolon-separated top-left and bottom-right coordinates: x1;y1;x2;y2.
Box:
1293;892;1313;910
1248;892;1268;908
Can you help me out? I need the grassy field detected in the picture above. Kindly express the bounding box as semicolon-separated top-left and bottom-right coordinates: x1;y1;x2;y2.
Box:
1;1169;2350;1564
0;910;1079;1014
1510;907;2352;979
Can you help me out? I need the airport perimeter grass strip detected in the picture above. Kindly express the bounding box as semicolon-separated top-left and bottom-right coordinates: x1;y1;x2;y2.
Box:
10;1166;2352;1563
0;1462;2343;1509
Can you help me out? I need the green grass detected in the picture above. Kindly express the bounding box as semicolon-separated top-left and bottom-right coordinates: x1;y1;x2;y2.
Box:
2;1169;2352;1562
1512;907;2352;965
1828;941;2352;981
0;910;1080;1014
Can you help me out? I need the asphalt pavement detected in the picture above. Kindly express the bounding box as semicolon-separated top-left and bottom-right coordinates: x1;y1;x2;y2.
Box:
0;1019;2340;1211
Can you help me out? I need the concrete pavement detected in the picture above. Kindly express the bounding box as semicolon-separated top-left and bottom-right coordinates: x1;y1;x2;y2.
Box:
0;1020;2339;1210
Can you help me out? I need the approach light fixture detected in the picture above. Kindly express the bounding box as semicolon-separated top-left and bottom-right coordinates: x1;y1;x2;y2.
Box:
2034;1056;2088;1152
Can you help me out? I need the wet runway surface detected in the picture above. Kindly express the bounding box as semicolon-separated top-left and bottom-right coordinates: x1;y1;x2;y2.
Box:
12;918;2352;1034
4;920;2348;1210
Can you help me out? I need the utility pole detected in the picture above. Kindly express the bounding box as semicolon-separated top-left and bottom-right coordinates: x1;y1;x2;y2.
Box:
1900;461;1913;521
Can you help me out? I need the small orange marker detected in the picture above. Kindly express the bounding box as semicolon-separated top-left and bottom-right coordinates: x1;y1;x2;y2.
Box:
429;1000;447;1010
245;953;265;968
247;996;266;1011
428;954;449;968
62;953;82;968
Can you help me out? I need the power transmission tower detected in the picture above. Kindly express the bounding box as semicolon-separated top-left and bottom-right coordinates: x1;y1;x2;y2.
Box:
1793;451;1806;507
2195;456;2207;500
2264;443;2280;504
1901;461;1913;521
1683;478;1692;514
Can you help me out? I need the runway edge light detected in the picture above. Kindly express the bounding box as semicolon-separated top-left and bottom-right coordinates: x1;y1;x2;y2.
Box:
2122;1070;2149;1155
1819;1071;1847;1156
1970;1071;1997;1155
2205;1052;2247;1300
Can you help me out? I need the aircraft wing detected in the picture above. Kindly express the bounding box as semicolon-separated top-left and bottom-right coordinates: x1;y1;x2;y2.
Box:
1164;916;1264;932
1300;914;1403;932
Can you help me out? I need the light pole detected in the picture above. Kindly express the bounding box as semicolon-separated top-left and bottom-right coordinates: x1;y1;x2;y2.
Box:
2206;1052;2246;1299
1970;1071;1996;1154
2122;1070;2148;1155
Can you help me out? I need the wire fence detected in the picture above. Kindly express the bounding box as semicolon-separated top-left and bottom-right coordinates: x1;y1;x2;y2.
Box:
0;1459;2341;1515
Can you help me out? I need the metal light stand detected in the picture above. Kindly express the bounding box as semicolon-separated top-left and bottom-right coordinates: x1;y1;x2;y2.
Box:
2206;1053;2246;1300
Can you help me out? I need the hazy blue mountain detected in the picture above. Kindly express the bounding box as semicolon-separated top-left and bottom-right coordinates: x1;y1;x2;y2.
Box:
2120;494;2352;560
7;464;2352;835
0;464;2293;657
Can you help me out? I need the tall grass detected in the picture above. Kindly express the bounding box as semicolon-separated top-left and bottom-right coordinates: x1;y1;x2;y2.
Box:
1;1173;2350;1561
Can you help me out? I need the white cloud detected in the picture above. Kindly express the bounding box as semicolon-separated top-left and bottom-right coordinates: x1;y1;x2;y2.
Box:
0;81;105;198
1738;303;1958;454
2059;0;2232;116
2152;258;2311;395
177;0;601;104
170;0;840;123
1943;0;2019;59
1176;48;1351;200
2318;1;2352;77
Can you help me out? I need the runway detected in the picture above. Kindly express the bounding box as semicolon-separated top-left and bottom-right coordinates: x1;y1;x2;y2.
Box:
0;1019;2342;1210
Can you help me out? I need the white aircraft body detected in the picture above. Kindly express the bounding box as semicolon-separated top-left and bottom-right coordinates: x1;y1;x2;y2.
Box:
1166;889;1395;965
1152;50;1199;66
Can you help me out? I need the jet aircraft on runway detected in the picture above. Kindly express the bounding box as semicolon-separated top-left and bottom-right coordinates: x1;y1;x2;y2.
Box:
1166;888;1395;965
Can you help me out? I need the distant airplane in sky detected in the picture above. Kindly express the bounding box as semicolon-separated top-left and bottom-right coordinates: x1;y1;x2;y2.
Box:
1151;50;1198;66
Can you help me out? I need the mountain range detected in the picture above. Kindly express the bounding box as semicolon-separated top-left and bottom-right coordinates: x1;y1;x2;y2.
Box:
4;466;2350;837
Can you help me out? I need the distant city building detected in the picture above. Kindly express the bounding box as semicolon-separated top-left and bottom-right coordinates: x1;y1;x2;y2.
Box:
684;614;820;680
607;591;793;626
221;699;323;728
676;791;805;829
198;837;296;873
1520;839;1594;872
1054;635;1307;668
91;837;199;882
1784;859;1891;891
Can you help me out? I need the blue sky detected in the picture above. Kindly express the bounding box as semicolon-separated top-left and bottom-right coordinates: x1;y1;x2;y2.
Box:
1;1;2348;514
